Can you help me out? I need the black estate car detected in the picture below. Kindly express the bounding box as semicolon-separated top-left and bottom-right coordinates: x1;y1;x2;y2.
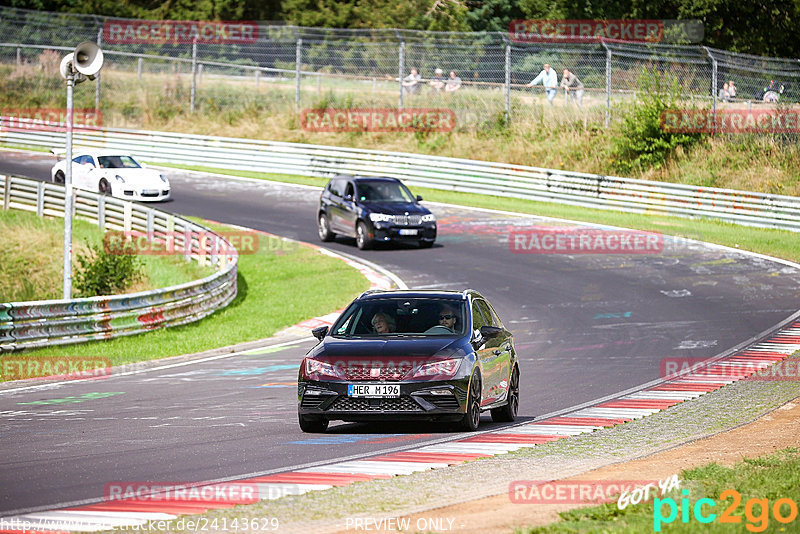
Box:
317;176;437;249
297;289;519;432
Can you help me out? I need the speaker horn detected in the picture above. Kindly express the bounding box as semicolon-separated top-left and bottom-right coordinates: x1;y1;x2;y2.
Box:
73;41;104;79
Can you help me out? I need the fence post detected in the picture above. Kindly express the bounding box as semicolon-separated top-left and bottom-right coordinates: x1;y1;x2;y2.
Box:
295;38;302;109
3;175;9;210
137;57;143;79
602;41;611;127
98;195;105;230
95;26;102;112
16;46;21;66
190;38;197;113
36;181;44;217
398;39;405;109
255;69;260;88
703;46;718;112
505;43;511;123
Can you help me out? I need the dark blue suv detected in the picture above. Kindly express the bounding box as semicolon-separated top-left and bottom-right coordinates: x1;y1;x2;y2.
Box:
317;176;437;249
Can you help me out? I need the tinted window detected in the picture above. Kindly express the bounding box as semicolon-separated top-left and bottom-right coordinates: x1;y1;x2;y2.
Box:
331;298;466;337
355;180;415;203
97;155;141;169
328;179;345;197
344;182;354;199
471;300;488;332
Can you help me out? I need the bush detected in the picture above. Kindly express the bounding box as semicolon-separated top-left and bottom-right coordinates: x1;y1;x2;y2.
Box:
74;240;143;297
612;68;705;173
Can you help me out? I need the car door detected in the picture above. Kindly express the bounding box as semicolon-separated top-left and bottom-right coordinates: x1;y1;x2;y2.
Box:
480;299;514;404
325;178;347;233
471;298;500;406
339;181;359;235
71;155;92;189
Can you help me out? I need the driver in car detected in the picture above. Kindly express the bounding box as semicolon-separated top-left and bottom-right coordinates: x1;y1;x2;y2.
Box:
435;304;458;332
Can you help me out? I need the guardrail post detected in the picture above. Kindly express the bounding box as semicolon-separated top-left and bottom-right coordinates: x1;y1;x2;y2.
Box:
295;38;302;110
36;182;44;216
184;226;192;262
123;202;132;232
190;38;198;113
98;195;105;229
3;175;10;210
146;208;154;238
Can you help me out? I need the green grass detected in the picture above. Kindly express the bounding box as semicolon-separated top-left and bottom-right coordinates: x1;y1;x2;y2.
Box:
152;163;800;266
520;447;800;533
19;224;370;367
0;208;210;302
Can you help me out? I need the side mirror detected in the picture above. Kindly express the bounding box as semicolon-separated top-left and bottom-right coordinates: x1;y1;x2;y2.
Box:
312;326;328;341
479;325;502;339
343;193;353;202
416;195;423;202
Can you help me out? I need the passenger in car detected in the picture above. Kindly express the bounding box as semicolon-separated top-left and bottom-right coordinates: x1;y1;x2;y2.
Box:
371;312;396;334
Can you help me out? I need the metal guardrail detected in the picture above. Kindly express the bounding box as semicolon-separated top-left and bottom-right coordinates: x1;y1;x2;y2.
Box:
0;174;238;353
3;123;799;232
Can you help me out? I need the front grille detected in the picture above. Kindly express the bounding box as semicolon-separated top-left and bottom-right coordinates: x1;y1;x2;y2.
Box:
391;214;423;226
141;190;160;197
329;396;422;412
424;396;460;410
301;395;326;409
343;365;412;381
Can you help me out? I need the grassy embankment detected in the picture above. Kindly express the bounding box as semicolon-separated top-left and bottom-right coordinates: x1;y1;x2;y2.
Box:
2;58;799;196
1;210;370;372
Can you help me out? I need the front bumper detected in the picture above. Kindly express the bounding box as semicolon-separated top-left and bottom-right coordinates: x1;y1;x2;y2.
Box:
117;188;172;202
370;222;437;244
298;378;468;422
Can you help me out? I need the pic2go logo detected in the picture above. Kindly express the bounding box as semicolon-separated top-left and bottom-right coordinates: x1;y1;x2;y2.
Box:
654;489;798;532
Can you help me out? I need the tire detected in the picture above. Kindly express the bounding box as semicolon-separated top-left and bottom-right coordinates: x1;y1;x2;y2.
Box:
298;413;328;433
491;365;519;423
356;221;372;250
98;178;112;195
54;171;65;184
459;371;482;431
318;213;335;242
418;240;434;249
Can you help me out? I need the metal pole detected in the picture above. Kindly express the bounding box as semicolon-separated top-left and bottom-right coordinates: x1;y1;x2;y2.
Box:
95;27;102;112
190;38;197;113
16;47;21;66
137;57;143;79
255;69;260;88
398;41;405;109
505;44;511;122
703;46;718;112
295;38;302;109
602;42;611;127
63;73;75;299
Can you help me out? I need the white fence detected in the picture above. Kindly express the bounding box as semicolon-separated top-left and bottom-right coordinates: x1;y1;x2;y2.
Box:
3;123;800;232
0;174;238;352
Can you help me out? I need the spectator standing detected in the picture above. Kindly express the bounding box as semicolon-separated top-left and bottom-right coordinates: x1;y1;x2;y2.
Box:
402;68;421;95
445;71;462;92
560;69;584;108
430;68;446;93
728;80;737;100
526;63;558;105
719;82;730;102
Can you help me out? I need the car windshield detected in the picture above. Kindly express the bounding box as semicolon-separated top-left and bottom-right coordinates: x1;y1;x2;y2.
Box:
356;180;415;203
97;155;141;169
331;298;466;337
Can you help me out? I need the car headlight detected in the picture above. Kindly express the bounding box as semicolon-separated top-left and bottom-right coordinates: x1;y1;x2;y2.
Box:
369;213;394;223
303;358;342;380
160;174;168;183
114;175;125;183
411;358;461;379
421;214;436;223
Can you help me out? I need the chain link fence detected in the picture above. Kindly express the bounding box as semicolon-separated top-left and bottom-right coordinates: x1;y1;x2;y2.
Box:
1;5;799;129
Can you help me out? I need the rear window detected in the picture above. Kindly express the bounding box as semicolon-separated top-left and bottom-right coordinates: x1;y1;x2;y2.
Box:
331;298;466;337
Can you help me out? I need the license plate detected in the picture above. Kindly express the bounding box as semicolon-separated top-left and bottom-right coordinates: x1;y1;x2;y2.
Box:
348;384;400;398
142;189;159;195
398;229;418;236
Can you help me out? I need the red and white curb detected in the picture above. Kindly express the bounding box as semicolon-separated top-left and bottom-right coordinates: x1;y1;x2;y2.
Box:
3;322;798;532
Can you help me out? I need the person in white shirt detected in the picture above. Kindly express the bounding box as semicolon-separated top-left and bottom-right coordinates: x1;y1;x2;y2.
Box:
526;63;558;105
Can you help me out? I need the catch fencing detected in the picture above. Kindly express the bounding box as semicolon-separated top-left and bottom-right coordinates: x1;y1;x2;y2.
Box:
0;174;238;353
3;124;799;232
1;6;799;127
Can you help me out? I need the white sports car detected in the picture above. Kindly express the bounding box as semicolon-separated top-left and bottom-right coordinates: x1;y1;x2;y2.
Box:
50;150;171;202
